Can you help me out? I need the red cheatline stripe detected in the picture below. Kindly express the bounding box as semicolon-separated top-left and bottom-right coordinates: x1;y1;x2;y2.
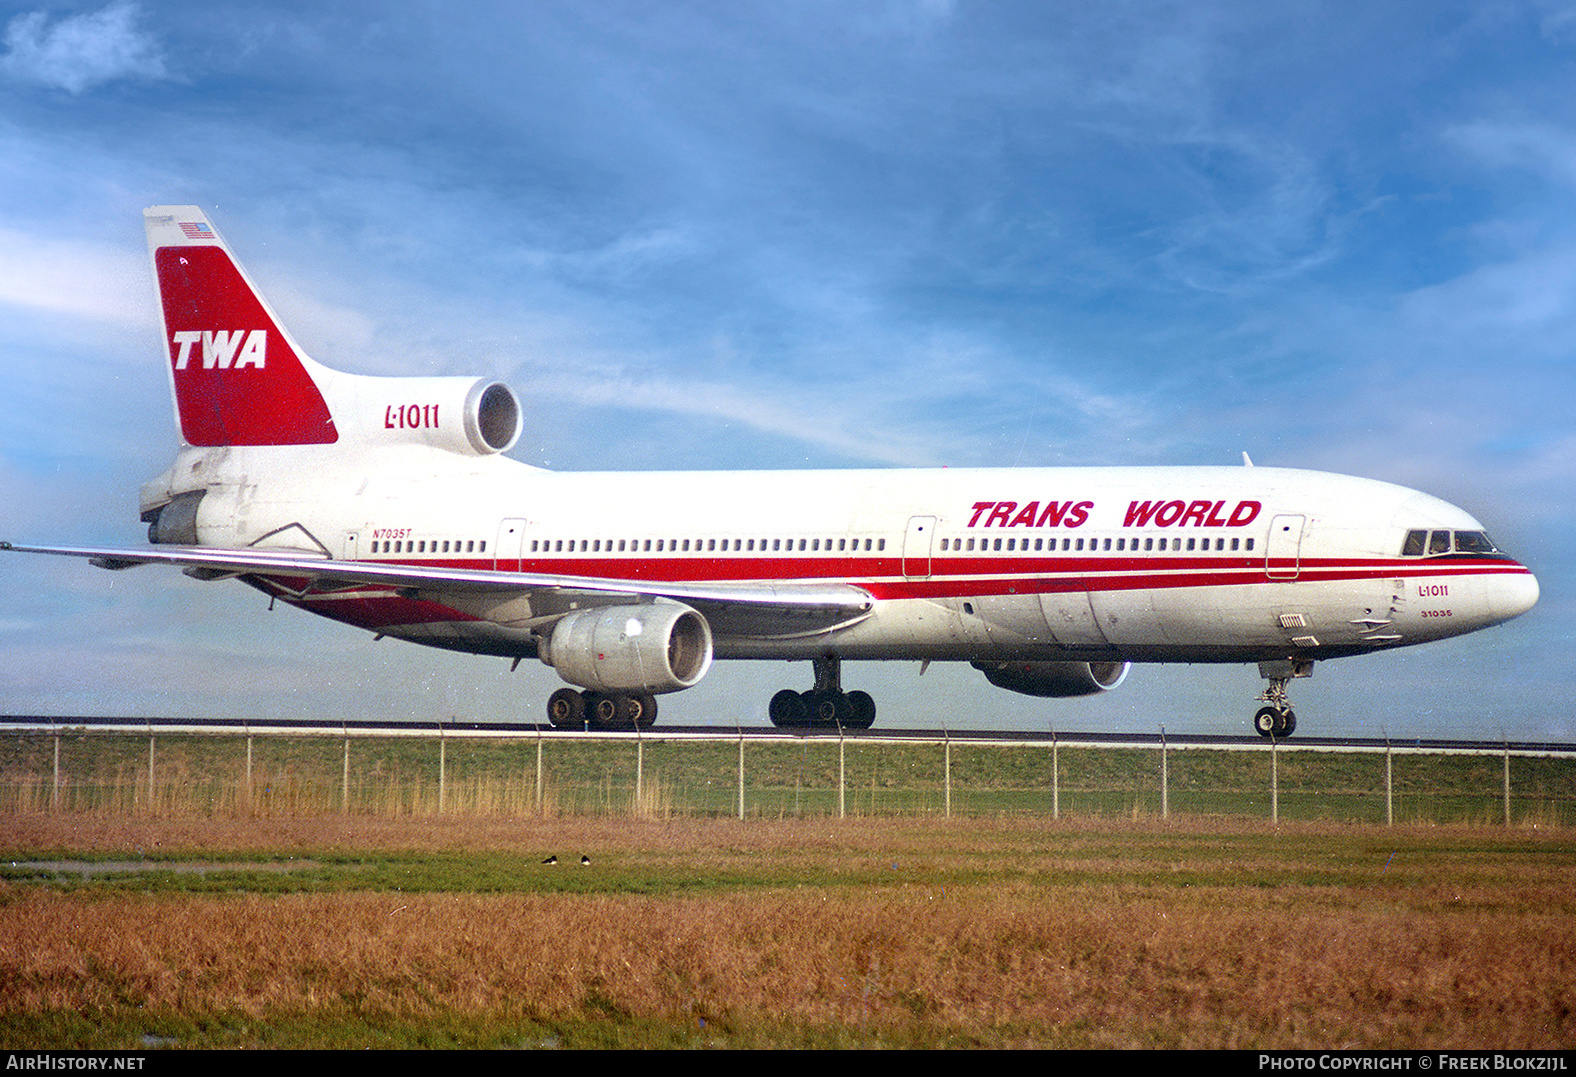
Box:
279;554;1528;614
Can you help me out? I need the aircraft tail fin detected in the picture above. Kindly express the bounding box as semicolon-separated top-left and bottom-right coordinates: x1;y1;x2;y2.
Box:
144;206;338;447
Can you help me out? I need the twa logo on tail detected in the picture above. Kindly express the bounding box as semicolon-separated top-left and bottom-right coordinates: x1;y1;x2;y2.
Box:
171;330;268;370
148;211;337;447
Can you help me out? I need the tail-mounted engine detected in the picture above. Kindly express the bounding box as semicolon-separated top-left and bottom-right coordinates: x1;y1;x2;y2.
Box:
972;659;1130;698
358;377;522;456
541;603;714;694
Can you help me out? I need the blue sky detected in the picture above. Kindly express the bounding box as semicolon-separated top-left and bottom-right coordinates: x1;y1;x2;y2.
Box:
0;0;1569;739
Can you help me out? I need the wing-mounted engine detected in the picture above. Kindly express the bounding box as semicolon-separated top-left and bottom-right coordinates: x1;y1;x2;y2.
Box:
346;377;522;456
971;659;1130;698
540;602;714;694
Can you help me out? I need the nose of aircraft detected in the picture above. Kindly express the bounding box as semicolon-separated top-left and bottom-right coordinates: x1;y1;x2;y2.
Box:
1491;567;1540;624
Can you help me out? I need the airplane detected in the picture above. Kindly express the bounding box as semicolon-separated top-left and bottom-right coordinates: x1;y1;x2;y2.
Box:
1;206;1541;737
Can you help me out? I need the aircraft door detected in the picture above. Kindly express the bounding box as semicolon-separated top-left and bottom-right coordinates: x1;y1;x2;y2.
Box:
902;515;936;580
1265;515;1305;580
496;518;527;572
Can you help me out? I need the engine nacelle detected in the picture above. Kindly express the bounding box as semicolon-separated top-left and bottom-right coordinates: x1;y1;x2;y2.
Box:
354;377;522;456
541;603;713;694
971;659;1130;698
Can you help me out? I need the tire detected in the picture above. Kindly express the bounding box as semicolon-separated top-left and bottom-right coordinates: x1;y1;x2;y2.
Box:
628;693;658;729
615;693;658;730
548;687;584;728
805;690;852;726
1253;707;1280;738
769;689;807;727
847;690;876;729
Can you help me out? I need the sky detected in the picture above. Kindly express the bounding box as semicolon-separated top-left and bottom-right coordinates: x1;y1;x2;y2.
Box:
0;0;1570;741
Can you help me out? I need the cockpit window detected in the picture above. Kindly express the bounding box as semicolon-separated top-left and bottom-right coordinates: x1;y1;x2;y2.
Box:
1454;530;1500;555
1401;529;1504;556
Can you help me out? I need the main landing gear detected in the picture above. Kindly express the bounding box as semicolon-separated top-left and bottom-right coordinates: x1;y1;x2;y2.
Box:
1252;659;1312;738
547;687;658;731
768;656;876;729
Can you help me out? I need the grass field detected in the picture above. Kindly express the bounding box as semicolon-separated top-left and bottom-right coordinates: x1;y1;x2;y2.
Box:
2;815;1575;1048
1;732;1572;1049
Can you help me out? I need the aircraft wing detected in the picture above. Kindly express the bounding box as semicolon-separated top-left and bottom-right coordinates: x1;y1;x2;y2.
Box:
0;542;875;638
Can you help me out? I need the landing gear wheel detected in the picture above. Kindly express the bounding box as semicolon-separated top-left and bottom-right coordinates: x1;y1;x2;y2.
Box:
769;657;877;729
586;692;616;729
1253;707;1280;738
769;689;808;727
804;689;853;726
846;690;876;729
622;693;658;730
1253;706;1297;738
548;687;585;728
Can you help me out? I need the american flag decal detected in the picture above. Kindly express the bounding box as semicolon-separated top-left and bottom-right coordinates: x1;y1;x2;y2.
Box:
180;222;214;240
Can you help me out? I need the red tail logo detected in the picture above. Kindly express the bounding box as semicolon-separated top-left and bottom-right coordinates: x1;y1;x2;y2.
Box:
155;245;337;446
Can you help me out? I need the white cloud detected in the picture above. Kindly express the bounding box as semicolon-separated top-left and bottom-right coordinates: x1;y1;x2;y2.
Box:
0;225;151;326
1;1;166;94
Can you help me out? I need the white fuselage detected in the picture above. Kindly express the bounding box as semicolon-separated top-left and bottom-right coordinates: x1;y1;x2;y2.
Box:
147;442;1538;668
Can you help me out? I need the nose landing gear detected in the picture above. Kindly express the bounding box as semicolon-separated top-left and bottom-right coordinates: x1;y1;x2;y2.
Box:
1252;659;1312;738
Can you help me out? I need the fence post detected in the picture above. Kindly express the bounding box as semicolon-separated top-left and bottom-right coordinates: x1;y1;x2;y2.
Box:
838;731;846;819
52;730;60;812
736;732;745;821
342;731;350;813
1160;725;1169;821
635;729;645;815
1503;742;1511;827
1385;743;1393;826
944;736;952;819
1052;733;1060;821
438;723;446;813
535;732;543;815
1270;736;1279;824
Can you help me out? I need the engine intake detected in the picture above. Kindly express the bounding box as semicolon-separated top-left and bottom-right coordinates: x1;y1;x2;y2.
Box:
361;376;522;456
971;660;1130;698
541;603;713;694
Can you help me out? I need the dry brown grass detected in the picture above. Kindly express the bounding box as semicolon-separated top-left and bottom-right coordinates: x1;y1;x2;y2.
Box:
2;814;1573;1048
